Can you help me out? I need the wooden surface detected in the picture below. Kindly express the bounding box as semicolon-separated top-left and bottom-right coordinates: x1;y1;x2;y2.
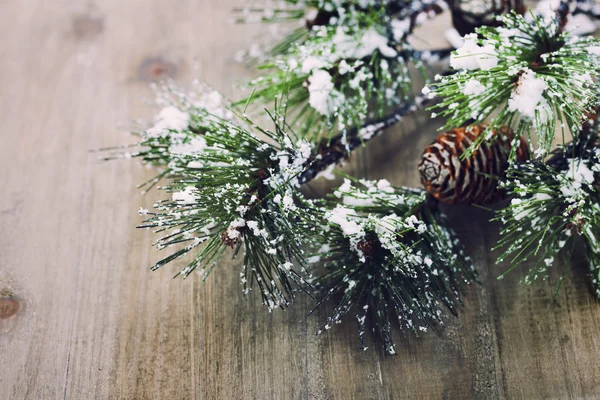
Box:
1;1;600;399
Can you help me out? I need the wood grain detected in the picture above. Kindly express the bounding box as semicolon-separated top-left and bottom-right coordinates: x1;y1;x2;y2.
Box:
1;1;599;399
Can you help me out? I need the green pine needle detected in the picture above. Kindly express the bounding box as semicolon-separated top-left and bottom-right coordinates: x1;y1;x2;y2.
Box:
307;177;476;354
426;11;600;161
495;118;600;297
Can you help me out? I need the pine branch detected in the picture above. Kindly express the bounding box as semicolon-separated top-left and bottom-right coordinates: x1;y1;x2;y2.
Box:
122;96;328;310
495;107;600;297
297;92;432;184
307;177;476;353
235;0;449;142
426;9;600;161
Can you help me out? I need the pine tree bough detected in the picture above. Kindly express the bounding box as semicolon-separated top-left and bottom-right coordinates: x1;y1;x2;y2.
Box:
99;0;600;353
297;93;431;184
307;178;476;353
495;106;600;297
236;0;450;143
426;4;600;160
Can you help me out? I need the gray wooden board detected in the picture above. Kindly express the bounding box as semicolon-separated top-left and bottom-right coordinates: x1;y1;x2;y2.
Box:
1;0;599;398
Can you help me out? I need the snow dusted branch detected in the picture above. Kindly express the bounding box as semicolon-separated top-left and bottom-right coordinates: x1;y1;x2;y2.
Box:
426;9;600;160
297;93;432;184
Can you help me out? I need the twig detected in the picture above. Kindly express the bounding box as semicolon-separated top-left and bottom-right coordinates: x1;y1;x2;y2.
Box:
297;93;432;184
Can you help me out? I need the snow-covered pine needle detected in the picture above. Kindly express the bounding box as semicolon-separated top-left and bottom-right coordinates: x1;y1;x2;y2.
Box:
495;112;600;297
100;81;233;193
307;177;476;354
236;0;449;142
136;100;324;311
425;9;600;161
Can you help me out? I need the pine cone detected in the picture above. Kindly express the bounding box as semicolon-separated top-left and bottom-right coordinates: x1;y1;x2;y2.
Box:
418;125;528;205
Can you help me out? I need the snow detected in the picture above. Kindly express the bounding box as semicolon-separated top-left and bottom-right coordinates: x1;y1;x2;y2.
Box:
533;0;562;22
147;106;190;137
391;18;411;41
535;193;552;201
230;218;246;228
282;194;295;209
172;186;197;204
507;69;547;119
450;34;498;71
566;160;595;188
331;26;397;60
301;56;329;74
281;261;293;270
343;195;374;207
307;69;334;115
246;220;261;236
327;206;364;237
307;255;321;264
227;228;241;240
187;161;203;168
295;139;312;163
463;79;486;96
477;44;499;70
169;136;207;156
335;179;352;197
314;164;335;181
346;280;357;292
359;27;397;58
444;28;464;49
318;244;331;253
376;179;394;193
236;205;249;216
587;46;600;56
338;59;352;75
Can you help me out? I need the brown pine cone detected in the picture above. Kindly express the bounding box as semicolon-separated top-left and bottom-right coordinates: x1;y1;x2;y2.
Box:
418;125;529;205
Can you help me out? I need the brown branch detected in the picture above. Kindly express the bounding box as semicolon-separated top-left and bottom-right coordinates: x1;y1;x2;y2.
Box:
297;93;432;185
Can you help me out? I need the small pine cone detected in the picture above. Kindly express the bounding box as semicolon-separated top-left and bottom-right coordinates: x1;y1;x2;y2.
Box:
418;125;529;205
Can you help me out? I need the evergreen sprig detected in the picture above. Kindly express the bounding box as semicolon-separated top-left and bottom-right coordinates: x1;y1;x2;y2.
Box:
426;10;600;160
98;0;600;352
495;115;600;296
135;98;324;310
308;177;476;353
100;81;233;193
237;0;446;142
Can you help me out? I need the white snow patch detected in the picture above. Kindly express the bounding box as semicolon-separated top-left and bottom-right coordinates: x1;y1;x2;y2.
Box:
172;186;197;205
507;69;547;119
307;69;334;115
450;34;498;70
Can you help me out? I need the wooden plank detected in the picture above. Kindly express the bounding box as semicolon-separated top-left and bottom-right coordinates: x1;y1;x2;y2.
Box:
1;1;600;399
